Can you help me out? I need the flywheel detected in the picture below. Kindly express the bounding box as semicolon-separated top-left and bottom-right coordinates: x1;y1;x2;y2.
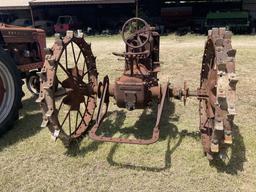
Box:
199;28;238;160
37;31;98;146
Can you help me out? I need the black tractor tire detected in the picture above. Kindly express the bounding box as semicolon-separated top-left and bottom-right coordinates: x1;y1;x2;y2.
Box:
0;49;23;134
26;71;40;96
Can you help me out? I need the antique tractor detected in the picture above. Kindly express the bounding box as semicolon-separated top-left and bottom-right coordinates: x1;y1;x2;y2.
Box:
38;18;238;160
0;23;46;133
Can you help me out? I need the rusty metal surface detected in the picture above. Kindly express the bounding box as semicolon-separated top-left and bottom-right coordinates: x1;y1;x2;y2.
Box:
0;23;46;72
17;62;44;72
0;23;45;42
199;28;238;159
37;31;98;146
89;82;168;144
87;18;165;145
39;18;237;160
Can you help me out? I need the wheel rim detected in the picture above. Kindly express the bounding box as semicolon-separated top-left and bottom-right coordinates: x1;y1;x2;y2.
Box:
199;29;238;159
199;39;216;154
39;33;98;145
28;75;40;95
56;39;94;137
0;61;16;125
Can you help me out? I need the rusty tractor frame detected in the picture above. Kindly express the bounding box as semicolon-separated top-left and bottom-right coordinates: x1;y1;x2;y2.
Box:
38;18;238;160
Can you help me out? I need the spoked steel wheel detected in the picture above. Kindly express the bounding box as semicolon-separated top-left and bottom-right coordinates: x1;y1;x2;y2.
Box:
199;28;238;160
38;31;98;146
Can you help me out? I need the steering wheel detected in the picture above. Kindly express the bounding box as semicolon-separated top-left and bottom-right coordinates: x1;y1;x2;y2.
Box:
121;17;151;49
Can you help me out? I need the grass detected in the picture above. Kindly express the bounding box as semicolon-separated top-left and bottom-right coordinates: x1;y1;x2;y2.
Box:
0;33;256;192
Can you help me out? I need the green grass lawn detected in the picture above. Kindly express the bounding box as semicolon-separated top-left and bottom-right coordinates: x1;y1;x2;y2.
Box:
0;34;256;192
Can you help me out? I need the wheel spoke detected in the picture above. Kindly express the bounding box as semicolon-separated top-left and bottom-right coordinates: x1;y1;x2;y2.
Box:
82;67;94;79
78;110;87;126
65;47;68;69
75;111;79;129
58;62;71;78
58;100;64;112
71;42;77;64
56;77;64;87
84;102;87;113
71;41;81;77
60;108;71;127
76;50;82;65
71;42;78;72
82;59;86;75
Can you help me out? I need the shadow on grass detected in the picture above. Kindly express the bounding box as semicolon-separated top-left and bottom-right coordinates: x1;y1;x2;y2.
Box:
65;101;245;174
209;124;246;175
65;110;127;156
105;100;200;172
0;95;43;151
65;99;178;157
66;100;200;172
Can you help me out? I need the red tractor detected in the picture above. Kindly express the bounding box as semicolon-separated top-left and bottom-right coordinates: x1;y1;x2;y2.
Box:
0;23;46;133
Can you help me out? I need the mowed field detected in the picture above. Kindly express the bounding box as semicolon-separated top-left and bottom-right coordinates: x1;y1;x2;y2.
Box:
0;34;256;192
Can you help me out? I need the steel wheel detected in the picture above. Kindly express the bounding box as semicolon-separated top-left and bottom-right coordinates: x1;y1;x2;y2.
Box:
38;31;98;146
199;28;238;160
